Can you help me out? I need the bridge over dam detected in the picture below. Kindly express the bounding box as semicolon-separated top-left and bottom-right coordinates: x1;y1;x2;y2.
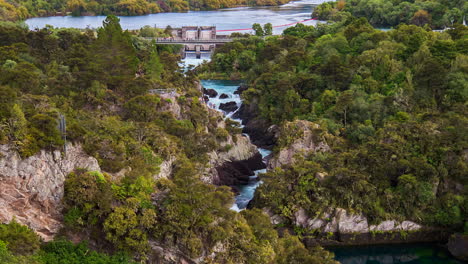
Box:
147;38;233;45
142;26;235;58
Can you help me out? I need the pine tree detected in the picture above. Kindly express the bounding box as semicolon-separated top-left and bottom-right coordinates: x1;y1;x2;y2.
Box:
145;42;163;80
8;104;26;142
91;15;139;91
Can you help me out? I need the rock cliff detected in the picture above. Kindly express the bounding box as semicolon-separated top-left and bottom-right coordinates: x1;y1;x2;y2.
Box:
268;120;332;169
205;133;263;186
287;207;448;245
294;207;422;235
0;143;100;241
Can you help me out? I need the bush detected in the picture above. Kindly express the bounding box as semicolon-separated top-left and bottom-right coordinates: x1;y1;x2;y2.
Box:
38;240;135;264
0;220;40;255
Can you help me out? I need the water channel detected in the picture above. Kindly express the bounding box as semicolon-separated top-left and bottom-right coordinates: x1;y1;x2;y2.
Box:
200;79;271;212
24;1;463;262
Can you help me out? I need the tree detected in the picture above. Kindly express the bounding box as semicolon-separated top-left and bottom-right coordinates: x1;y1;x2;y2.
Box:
91;15;138;90
8;104;26;142
67;0;87;16
145;42;163;80
334;89;354;126
263;23;273;35
411;10;432;27
252;23;264;36
0;220;40;255
103;206;152;256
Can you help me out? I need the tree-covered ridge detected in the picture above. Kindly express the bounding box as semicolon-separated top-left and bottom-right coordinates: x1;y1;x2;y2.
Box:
0;0;290;21
202;18;467;229
0;15;339;263
313;0;468;29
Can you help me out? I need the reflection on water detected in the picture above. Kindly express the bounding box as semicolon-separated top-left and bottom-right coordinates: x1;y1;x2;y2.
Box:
330;243;462;264
25;0;327;33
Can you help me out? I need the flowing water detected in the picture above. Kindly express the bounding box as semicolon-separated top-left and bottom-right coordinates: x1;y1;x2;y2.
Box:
200;79;462;263
200;79;271;212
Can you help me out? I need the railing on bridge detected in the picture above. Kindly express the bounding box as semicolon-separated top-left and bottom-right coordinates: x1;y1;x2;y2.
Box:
142;38;233;43
148;88;176;95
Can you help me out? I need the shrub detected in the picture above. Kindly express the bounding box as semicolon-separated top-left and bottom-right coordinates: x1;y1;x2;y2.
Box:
0;220;40;255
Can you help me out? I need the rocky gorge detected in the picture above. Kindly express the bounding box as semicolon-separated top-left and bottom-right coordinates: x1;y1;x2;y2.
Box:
0;83;264;246
229;84;464;260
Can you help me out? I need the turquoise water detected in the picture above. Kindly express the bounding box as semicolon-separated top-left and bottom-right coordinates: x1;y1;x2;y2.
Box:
330;243;463;264
201;79;271;211
201;80;462;263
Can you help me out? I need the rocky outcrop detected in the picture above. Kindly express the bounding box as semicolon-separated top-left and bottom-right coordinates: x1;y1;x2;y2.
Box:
205;133;264;185
155;156;176;180
159;93;182;119
215;152;265;186
219;93;229;99
232;103;277;148
295;208;422;235
233;84;248;95
0;143;100;241
291;207;450;245
219;101;238;113
203;88;218;98
268;120;331;169
448;234;468;261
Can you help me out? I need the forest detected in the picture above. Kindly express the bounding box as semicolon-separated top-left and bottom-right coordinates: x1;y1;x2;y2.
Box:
0;16;338;263
312;0;468;29
0;0;290;20
201;17;467;231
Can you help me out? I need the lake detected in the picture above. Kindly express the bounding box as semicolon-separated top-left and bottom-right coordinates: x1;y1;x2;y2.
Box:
26;0;326;34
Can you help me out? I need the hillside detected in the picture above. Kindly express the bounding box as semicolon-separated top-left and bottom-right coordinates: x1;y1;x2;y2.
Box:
201;16;468;248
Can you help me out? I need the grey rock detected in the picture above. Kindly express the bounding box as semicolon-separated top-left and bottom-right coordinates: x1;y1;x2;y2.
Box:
0;143;100;241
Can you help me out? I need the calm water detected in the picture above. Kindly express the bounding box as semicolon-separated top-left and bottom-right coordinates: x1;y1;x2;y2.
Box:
25;0;326;34
331;243;463;264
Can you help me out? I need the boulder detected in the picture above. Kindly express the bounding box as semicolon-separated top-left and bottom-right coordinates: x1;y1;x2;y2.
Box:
234;84;248;95
204;133;260;185
203;88;218;98
448;233;468;261
232;102;277;149
369;220;396;232
214;151;265;186
219;93;229;99
219;101;238;113
336;208;369;234
292;207;423;240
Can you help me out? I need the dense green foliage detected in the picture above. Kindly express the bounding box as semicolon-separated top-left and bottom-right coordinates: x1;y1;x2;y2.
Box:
0;222;131;264
0;0;290;20
313;0;468;29
0;15;338;263
203;18;468;229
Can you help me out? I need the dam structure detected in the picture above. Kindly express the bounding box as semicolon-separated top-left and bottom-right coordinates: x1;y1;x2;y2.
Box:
144;26;233;58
